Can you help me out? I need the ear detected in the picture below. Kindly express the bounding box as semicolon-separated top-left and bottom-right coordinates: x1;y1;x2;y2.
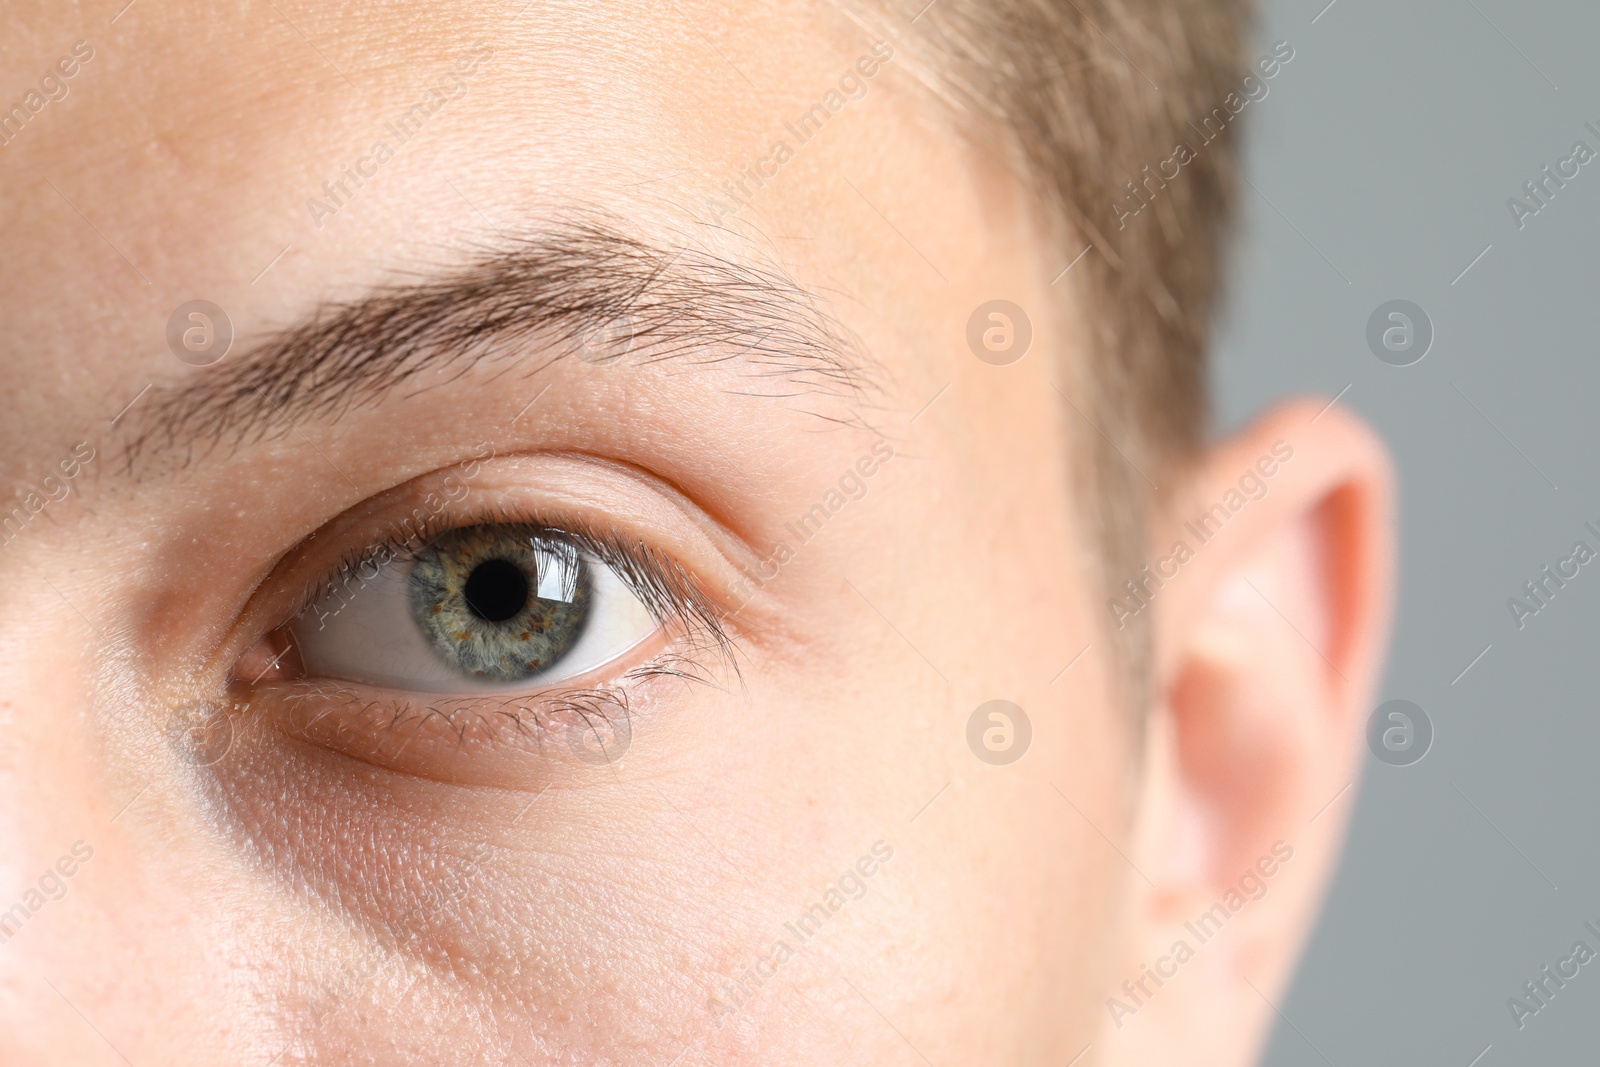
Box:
1098;399;1395;1067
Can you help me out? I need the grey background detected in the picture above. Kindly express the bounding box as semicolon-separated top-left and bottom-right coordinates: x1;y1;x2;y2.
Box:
1217;0;1600;1063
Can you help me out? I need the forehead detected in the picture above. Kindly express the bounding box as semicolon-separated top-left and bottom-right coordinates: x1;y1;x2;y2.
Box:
0;2;870;267
7;1;877;177
0;2;1029;467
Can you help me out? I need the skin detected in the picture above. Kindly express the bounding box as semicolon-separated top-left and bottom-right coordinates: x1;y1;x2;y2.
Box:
0;2;1394;1065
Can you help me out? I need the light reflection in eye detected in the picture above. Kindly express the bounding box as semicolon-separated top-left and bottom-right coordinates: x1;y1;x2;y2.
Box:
291;523;657;693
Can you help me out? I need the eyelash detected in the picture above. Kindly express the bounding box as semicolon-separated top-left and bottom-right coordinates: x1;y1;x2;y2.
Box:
279;505;739;689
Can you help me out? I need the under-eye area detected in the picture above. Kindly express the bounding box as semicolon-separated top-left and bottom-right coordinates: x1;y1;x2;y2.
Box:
242;677;643;785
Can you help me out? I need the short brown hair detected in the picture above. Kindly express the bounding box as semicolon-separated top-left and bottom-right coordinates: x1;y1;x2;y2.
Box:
858;0;1253;707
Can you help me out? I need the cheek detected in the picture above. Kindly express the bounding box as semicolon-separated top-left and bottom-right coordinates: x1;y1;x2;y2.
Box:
199;678;783;1060
723;476;1121;1057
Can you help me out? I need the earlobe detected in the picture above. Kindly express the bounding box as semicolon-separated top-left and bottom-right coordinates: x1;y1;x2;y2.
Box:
1101;399;1395;1067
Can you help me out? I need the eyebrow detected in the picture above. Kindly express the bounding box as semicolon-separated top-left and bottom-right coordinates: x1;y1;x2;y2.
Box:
128;217;870;467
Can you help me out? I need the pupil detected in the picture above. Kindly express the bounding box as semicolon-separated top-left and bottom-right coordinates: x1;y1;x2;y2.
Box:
461;558;530;623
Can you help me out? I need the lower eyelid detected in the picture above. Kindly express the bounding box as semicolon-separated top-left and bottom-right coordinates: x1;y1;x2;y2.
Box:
239;626;709;788
257;681;631;788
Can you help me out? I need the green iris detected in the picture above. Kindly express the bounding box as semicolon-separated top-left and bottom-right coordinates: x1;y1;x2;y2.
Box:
407;524;592;682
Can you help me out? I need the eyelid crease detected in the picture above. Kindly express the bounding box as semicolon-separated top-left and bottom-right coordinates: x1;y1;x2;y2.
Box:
468;449;781;612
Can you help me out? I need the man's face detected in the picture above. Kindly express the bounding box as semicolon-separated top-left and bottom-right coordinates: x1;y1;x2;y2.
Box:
0;2;1397;1065
0;2;1131;1062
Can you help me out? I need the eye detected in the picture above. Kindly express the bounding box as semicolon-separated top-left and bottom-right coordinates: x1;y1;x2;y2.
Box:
290;522;657;693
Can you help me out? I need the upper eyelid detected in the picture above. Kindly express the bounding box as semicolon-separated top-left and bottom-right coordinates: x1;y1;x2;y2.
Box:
300;513;721;639
306;453;771;615
287;517;731;697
